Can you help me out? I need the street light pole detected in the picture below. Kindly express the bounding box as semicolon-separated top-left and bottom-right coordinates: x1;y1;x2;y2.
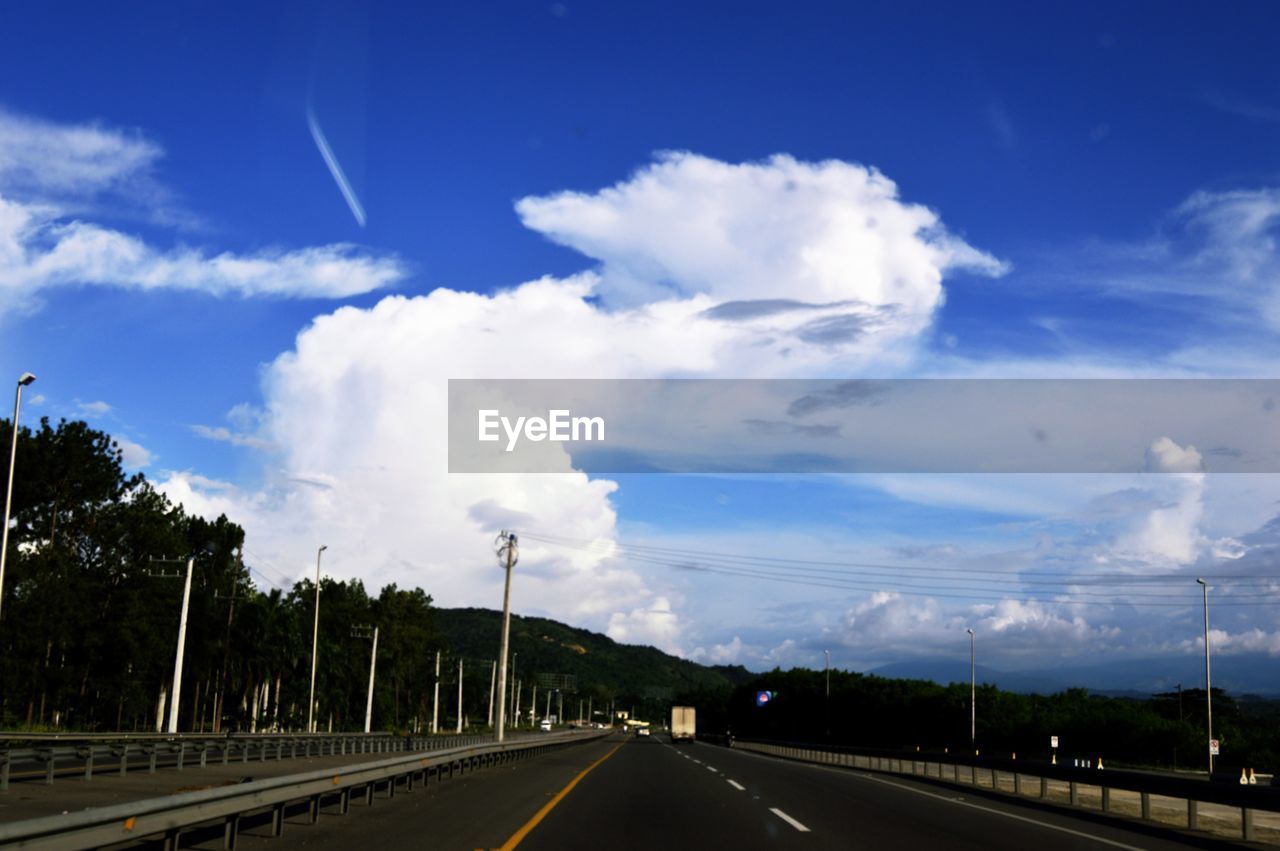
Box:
0;372;35;624
307;545;326;733
364;626;378;734
1197;577;1214;774
967;628;976;747
494;531;518;742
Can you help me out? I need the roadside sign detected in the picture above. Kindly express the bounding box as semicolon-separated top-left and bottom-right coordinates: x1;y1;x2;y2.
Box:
755;691;774;707
1050;736;1058;749
1210;739;1220;755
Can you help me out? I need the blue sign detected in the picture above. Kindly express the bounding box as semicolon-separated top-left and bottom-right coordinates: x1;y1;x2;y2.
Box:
755;690;774;706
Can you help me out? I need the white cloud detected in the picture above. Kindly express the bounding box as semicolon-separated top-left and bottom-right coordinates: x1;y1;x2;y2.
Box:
153;152;1005;653
690;635;744;665
517;152;1007;351
0;107;161;198
0;109;406;313
191;424;275;451
1181;627;1280;657
836;591;1119;663
0;196;404;306
1144;436;1204;473
77;399;111;416
114;435;152;469
606;597;684;654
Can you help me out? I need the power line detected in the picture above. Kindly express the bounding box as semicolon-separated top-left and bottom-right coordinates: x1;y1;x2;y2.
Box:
519;531;1280;608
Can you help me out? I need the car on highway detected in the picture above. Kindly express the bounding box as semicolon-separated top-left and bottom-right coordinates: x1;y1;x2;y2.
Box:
539;720;552;731
637;727;650;737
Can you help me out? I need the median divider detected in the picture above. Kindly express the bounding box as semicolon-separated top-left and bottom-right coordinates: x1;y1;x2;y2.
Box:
0;728;611;850
731;738;1280;843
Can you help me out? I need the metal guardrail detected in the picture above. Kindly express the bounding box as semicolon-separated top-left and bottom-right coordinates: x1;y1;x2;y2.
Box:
732;738;1280;842
0;728;611;849
0;732;509;790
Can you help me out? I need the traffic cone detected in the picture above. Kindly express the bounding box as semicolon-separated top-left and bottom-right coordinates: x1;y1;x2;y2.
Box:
1241;769;1249;784
1096;757;1104;770
1249;768;1257;785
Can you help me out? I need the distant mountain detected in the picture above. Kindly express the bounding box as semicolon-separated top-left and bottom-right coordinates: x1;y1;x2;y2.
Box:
872;654;1280;698
433;607;754;702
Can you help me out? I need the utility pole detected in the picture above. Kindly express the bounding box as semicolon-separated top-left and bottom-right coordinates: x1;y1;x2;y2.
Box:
546;689;552;724
353;625;379;733
1197;578;1214;774
214;550;242;733
169;557;194;734
0;372;35;624
531;684;537;726
431;650;440;734
456;658;464;734
149;556;196;734
515;679;522;726
308;545;327;733
493;532;518;741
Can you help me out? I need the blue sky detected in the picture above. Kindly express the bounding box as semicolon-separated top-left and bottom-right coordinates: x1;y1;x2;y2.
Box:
4;1;1280;677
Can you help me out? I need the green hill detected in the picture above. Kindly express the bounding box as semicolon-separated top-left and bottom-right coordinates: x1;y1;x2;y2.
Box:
434;607;751;721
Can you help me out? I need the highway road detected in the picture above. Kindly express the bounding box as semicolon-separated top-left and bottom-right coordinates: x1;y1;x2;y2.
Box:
190;732;1237;850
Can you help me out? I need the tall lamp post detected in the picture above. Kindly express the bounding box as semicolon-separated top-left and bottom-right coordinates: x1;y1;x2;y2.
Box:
966;628;976;747
493;531;518;742
307;545;327;733
1197;577;1214;774
0;372;35;623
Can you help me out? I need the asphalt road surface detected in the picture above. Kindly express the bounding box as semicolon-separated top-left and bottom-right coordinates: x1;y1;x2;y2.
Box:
182;733;1240;850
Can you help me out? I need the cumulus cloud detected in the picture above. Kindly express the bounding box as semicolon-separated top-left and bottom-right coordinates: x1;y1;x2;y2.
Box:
517;152;1007;352
1144;436;1205;473
1181;627;1280;657
606;597;684;654
690;635;744;665
114;435;153;469
154;152;1005;653
837;591;1118;662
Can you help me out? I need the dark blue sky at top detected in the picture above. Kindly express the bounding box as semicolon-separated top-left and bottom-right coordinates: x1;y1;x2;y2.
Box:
2;0;1279;476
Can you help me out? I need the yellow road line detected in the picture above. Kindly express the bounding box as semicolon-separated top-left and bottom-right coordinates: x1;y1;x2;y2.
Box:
498;742;624;850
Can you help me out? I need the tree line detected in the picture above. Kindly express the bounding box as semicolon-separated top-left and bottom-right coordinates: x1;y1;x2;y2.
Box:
679;668;1280;773
0;417;526;734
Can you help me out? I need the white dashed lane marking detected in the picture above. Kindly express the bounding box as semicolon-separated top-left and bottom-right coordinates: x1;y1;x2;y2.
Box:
727;780;745;791
770;808;811;833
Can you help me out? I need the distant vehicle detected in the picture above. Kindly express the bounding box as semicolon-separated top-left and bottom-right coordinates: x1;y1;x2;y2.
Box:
671;706;696;743
540;720;552;731
637;727;650;737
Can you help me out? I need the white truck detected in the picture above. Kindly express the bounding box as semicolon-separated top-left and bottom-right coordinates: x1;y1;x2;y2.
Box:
670;705;696;743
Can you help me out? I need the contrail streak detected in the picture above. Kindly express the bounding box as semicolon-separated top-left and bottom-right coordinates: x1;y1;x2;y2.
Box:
306;106;367;227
